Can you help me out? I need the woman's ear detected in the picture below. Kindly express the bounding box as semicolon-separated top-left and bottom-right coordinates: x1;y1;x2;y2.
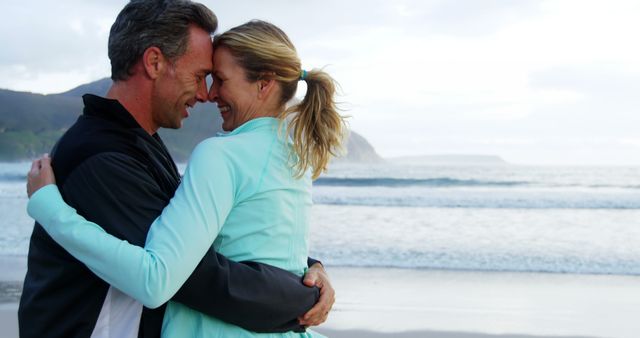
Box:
256;78;277;100
142;46;166;80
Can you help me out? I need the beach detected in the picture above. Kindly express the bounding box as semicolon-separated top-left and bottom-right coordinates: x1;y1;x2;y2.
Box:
2;255;637;338
0;255;24;338
313;267;639;338
2;163;640;337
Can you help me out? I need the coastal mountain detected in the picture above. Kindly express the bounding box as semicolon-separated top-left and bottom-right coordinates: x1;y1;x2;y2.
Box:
0;89;80;160
56;78;113;98
335;131;383;163
0;78;381;163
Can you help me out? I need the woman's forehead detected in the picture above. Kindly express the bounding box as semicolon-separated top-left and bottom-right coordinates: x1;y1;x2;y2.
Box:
212;47;242;74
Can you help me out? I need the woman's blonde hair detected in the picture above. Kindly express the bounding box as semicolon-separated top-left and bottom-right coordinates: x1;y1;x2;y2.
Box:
213;20;346;179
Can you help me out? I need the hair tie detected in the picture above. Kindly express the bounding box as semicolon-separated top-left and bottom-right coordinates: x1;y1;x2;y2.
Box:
299;69;308;81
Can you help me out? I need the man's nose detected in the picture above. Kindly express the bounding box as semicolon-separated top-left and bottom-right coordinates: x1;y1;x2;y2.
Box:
207;83;218;102
195;79;208;102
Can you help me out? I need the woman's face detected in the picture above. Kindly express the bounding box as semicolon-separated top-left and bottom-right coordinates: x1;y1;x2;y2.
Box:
208;46;261;131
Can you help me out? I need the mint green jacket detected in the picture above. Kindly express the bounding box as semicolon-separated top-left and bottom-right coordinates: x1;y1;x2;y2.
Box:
28;118;325;338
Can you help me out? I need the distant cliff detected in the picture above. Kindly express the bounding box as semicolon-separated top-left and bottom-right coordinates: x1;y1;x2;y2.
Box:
337;130;383;163
0;78;380;163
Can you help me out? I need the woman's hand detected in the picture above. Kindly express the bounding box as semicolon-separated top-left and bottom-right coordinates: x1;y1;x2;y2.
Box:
27;154;56;198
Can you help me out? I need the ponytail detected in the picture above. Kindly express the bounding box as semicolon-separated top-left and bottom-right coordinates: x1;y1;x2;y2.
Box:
282;69;346;179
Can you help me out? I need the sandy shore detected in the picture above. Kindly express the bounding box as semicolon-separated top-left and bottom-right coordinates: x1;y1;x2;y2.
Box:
315;328;595;338
0;303;19;338
314;267;638;338
0;302;596;338
1;257;638;338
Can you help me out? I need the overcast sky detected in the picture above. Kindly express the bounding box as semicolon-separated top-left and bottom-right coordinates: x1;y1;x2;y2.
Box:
2;0;639;165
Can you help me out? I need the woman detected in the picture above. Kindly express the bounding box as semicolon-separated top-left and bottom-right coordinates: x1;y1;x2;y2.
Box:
26;20;345;337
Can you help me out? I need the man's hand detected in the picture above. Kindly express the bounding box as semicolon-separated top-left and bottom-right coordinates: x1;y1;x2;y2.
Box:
27;154;56;198
298;263;335;327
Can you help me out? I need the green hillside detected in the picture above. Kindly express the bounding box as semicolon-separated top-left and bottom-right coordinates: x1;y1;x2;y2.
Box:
0;90;80;160
0;78;381;163
0;79;222;162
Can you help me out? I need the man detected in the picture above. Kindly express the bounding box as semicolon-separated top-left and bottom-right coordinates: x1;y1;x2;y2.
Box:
19;1;334;337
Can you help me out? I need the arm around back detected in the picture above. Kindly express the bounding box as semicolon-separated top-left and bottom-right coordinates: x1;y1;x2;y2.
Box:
173;250;319;332
29;145;319;331
28;142;234;308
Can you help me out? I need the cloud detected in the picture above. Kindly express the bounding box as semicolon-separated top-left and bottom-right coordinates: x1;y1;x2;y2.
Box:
1;0;639;164
619;139;640;148
409;0;542;37
0;1;120;93
530;66;640;106
525;66;640;141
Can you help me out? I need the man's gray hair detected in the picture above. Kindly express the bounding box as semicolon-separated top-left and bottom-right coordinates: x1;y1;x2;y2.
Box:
108;0;217;81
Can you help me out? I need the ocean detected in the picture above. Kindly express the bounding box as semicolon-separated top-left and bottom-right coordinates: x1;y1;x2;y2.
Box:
1;161;640;276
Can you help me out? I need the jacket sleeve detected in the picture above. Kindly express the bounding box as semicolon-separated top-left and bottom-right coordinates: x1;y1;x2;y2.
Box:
33;149;317;332
308;257;322;268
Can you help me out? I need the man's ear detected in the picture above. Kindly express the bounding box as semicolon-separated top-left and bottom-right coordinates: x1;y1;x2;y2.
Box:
142;47;166;80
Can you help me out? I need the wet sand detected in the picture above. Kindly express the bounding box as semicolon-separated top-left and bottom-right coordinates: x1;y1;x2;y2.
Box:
2;257;638;338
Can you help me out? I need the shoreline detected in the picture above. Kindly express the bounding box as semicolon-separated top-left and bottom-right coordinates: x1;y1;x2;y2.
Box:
2;258;638;338
0;303;598;338
315;327;597;338
314;267;637;338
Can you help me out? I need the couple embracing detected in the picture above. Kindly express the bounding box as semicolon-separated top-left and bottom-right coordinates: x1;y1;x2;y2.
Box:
21;1;344;337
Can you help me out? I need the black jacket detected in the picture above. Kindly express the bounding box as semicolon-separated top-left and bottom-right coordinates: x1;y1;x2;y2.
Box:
18;94;319;338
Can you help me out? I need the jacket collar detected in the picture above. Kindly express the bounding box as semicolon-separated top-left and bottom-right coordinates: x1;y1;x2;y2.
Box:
82;94;142;130
216;117;282;137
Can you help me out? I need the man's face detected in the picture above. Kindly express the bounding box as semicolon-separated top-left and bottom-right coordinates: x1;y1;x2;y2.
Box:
151;25;213;130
